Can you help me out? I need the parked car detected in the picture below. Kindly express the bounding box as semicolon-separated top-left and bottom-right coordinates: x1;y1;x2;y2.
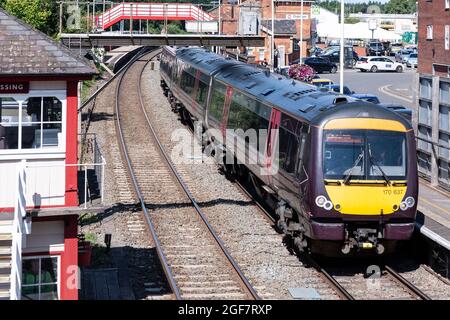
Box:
311;78;334;88
319;47;359;67
406;53;418;68
366;41;384;56
355;56;404;73
321;84;354;95
381;41;392;56
351;93;381;104
309;46;324;57
379;103;412;122
390;43;403;56
304;57;337;73
395;49;413;63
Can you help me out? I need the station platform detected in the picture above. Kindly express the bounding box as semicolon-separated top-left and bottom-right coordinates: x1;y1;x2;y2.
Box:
416;180;450;250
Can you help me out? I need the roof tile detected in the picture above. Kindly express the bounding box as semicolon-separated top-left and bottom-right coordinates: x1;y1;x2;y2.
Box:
0;8;96;76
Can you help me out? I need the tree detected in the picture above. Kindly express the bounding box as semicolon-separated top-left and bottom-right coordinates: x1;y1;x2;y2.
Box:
384;0;416;14
2;0;59;36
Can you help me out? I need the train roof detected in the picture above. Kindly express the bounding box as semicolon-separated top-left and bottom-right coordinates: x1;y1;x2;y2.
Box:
175;47;240;75
173;47;412;128
211;57;353;122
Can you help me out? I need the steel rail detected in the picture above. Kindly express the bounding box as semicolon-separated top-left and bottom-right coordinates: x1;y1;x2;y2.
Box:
384;265;432;300
137;57;261;300
114;49;182;300
232;180;355;300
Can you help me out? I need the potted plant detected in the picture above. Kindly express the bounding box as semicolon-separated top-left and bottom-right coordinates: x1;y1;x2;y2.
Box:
288;64;316;83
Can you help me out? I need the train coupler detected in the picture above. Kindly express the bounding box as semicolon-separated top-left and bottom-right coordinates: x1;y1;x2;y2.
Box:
341;228;385;255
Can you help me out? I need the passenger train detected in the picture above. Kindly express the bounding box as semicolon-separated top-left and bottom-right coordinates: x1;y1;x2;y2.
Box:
159;46;418;256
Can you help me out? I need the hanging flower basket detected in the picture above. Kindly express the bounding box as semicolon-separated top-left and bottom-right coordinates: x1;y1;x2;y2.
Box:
288;64;316;83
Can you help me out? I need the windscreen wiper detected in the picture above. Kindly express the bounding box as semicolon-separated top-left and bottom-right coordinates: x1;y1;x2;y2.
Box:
343;149;364;185
368;143;391;185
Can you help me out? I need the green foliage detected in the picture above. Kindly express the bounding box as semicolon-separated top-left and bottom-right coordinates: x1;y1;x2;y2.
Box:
318;0;417;15
2;0;59;36
345;17;361;24
384;0;416;14
84;232;97;244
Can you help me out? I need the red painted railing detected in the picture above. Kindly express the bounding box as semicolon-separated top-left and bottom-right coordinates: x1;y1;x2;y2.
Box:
96;2;214;30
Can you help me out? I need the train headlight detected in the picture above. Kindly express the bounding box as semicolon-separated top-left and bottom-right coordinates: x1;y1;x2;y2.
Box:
315;196;327;208
405;197;415;208
400;201;408;211
323;201;333;211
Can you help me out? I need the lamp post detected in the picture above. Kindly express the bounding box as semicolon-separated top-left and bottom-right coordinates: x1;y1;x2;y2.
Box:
339;0;344;94
271;0;275;71
299;0;304;64
218;0;221;35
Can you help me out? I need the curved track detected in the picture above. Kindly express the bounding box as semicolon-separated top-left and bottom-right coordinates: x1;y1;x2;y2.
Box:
114;50;259;300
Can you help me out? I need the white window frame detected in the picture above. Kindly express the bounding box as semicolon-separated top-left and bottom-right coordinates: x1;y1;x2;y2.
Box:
0;90;66;158
445;25;450;50
427;25;433;40
21;255;60;300
446;0;450;10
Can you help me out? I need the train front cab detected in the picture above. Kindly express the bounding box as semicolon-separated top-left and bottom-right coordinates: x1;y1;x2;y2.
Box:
309;114;418;255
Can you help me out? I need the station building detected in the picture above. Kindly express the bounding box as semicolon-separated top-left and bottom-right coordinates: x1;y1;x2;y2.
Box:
209;0;313;67
0;8;96;299
414;0;450;190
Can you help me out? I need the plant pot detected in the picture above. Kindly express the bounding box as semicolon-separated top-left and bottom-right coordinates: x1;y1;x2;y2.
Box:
78;241;92;267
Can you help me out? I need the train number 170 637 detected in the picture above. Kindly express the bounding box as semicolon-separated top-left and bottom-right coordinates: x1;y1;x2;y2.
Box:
383;189;403;196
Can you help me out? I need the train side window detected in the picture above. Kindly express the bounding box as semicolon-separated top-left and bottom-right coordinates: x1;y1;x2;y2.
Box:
195;73;210;107
295;125;310;180
209;81;227;121
278;128;300;175
228;91;270;130
180;68;196;95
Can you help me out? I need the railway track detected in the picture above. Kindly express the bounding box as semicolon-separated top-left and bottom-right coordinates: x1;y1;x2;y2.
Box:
235;179;440;300
114;50;259;300
137;54;449;300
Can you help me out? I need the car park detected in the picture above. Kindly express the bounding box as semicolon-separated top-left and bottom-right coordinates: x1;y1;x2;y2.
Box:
351;93;381;104
355;56;404;73
304;57;337;73
406;53;418;68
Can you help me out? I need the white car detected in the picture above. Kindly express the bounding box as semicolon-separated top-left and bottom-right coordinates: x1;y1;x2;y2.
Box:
355;56;404;73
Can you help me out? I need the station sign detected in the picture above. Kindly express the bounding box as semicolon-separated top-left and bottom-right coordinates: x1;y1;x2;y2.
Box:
286;14;309;20
0;82;29;94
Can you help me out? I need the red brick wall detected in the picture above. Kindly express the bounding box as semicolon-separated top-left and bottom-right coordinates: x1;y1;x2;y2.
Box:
261;0;312;40
418;0;450;74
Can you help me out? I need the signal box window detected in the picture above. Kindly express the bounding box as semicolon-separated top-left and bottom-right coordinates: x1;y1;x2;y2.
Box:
22;97;62;149
22;257;59;300
0;97;20;149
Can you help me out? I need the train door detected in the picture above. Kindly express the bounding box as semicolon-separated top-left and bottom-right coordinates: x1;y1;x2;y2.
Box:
271;113;307;211
264;108;281;186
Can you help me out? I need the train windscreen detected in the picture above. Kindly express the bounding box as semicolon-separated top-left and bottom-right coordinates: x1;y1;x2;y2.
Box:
323;129;407;181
